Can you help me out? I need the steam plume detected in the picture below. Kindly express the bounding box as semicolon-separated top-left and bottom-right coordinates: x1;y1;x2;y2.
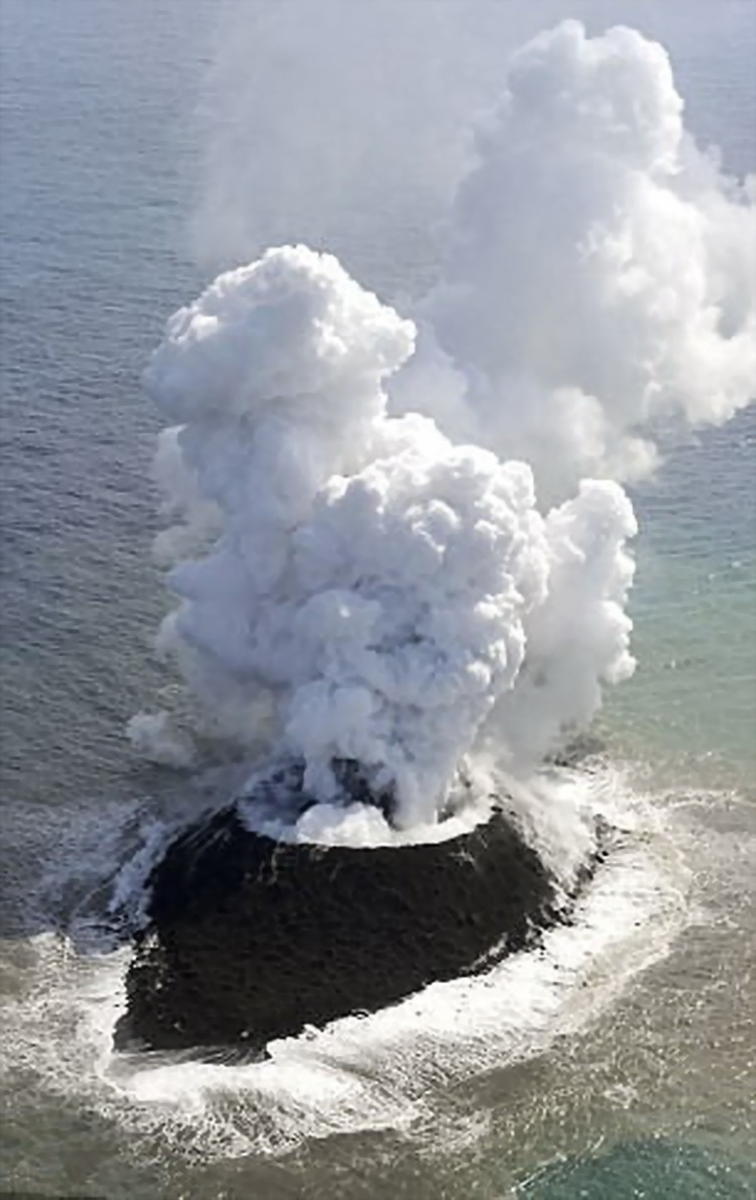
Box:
133;243;634;829
130;22;755;836
394;20;756;497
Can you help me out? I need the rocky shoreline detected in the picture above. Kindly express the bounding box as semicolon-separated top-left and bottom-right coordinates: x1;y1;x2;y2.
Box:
115;779;601;1059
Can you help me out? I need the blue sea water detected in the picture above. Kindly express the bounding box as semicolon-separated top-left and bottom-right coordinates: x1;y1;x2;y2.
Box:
0;2;754;1197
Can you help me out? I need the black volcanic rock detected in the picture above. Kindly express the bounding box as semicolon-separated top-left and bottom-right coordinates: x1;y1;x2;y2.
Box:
117;781;570;1057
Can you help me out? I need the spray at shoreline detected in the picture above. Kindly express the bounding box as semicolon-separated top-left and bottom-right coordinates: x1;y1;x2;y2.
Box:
129;22;755;837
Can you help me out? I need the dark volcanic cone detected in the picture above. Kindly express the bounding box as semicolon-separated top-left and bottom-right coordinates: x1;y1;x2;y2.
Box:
117;773;575;1057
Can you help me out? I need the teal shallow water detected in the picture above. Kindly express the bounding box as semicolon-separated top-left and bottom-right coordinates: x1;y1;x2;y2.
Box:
521;1140;756;1198
603;406;756;793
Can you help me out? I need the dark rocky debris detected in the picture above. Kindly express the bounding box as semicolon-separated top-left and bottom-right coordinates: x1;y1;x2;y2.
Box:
116;768;593;1059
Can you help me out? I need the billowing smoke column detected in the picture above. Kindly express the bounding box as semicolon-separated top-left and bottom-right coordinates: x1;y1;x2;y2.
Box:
130;21;755;835
133;243;634;830
394;20;756;499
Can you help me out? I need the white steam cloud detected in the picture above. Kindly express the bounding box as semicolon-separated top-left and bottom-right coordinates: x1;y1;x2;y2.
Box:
131;22;755;835
135;243;635;828
394;19;756;497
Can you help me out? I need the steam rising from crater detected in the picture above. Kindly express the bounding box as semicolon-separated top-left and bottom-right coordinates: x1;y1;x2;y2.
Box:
130;21;755;833
133;244;635;827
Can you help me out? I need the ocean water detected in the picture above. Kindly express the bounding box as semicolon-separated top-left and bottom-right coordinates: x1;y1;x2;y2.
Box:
0;1;754;1197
